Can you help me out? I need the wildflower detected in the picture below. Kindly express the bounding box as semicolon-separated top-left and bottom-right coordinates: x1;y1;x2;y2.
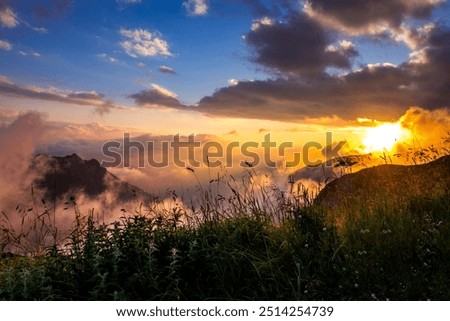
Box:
354;283;359;288
171;248;178;256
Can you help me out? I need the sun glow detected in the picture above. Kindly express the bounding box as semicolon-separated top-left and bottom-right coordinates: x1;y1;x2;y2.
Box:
362;122;410;153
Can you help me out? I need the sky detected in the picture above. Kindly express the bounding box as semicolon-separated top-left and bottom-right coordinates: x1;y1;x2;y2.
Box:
0;0;450;204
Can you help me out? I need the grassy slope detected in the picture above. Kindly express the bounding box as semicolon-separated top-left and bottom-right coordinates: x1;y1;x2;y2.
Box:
1;161;449;300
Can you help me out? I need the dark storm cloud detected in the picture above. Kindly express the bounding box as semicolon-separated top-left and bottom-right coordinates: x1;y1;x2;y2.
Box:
246;14;358;77
128;23;449;122
127;5;449;123
410;26;450;107
129;87;182;108
196;66;411;121
305;0;443;34
192;25;450;122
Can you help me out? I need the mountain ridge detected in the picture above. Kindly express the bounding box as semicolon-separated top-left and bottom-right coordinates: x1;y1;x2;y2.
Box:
32;153;153;204
315;155;450;209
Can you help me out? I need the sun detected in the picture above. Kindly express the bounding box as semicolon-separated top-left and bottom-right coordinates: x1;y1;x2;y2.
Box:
362;122;410;153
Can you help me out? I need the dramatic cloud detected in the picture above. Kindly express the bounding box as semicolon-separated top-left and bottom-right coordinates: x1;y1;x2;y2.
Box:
304;0;444;35
183;0;208;16
187;21;448;122
159;65;176;74
0;75;123;115
126;19;449;123
195;68;443;122
400;107;450;146
129;83;182;108
292;106;450;186
120;28;172;58
391;23;436;50
0;39;12;51
245;13;358;77
0;112;46;213
0;0;18;28
0;114;156;239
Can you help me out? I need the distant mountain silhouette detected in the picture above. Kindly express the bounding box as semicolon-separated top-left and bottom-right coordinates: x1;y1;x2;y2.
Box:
315;155;450;208
32;153;153;203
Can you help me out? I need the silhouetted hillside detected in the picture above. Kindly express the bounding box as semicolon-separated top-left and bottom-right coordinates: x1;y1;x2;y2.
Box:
316;155;450;208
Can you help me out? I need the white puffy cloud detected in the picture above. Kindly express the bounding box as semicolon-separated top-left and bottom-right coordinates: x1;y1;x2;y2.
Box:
120;28;172;58
183;0;208;16
251;17;274;31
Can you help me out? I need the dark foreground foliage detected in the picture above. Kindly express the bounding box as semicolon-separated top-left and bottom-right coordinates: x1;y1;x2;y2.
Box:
1;190;449;300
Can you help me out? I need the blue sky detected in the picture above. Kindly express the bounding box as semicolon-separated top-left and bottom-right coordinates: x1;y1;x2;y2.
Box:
1;0;270;105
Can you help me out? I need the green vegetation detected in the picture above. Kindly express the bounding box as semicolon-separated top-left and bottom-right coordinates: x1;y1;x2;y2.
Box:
1;164;449;301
